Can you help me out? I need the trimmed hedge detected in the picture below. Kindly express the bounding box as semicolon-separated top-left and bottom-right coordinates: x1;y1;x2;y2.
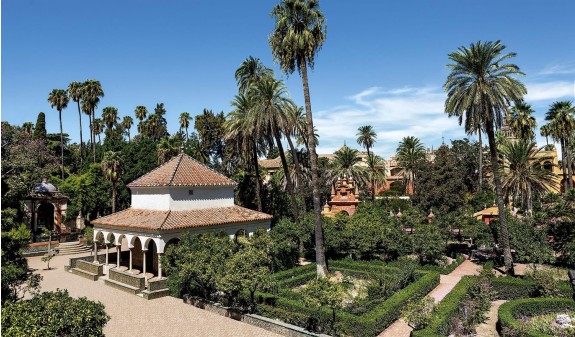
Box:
258;260;440;337
491;277;572;300
498;297;575;337
412;276;476;337
417;254;466;275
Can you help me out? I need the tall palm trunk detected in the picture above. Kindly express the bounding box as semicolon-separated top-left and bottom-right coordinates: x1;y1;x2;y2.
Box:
59;110;64;179
286;134;306;212
478;130;483;192
301;62;328;277
566;138;574;190
486;120;514;274
271;121;299;221
251;140;263;212
92;109;96;162
561;138;569;192
112;182;117;213
186;126;189;143
77;101;83;163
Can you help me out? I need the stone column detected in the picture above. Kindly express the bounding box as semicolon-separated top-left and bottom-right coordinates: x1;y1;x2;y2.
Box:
158;253;163;278
142;249;148;281
93;242;98;263
116;245;120;269
105;244;109;266
129;248;133;270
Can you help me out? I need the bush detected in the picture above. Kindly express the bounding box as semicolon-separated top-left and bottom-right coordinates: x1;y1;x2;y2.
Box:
491;276;572;300
498;297;575;337
402;296;436;329
1;290;110;337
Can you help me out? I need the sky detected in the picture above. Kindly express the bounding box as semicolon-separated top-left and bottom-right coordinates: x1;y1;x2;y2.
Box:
2;0;575;158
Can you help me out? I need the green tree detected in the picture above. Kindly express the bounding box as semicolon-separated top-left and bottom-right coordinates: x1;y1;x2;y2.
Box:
157;135;182;164
327;145;366;186
92;118;104;144
101;151;124;213
134;105;148;134
366;153;387;202
270;0;328;277
301;278;346;334
543;101;575;191
235;56;274;95
32;112;47;140
67;81;84;162
48;88;70;179
81;79;104;162
121;115;133;142
194;109;226;166
444;40;527;273
162;232;233;299
508;100;537;141
218;244;271;312
356;125;377;157
102;106;119;130
1;290;109;337
500;140;558;215
396;136;426;195
179;112;191;141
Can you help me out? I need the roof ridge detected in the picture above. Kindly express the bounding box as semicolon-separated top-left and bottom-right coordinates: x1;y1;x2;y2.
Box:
159;210;172;230
181;153;236;185
168;154;185;185
127;154;180;187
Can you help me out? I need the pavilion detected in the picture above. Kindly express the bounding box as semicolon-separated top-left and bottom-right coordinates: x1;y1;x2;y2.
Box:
91;153;272;279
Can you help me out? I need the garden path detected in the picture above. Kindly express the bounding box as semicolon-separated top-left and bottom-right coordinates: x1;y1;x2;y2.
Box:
475;300;506;337
27;253;280;337
378;259;481;337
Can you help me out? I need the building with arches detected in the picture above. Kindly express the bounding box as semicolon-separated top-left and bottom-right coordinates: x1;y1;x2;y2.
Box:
24;178;70;235
91;153;272;280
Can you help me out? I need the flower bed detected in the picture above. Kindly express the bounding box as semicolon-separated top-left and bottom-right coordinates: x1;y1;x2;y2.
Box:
256;259;440;337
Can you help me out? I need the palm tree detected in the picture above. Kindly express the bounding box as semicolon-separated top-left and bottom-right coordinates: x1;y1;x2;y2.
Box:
122;116;133;142
235;56;274;94
327;145;366;185
154;103;166;117
252;77;300;220
134;105;148;134
544;101;575;191
22;122;34;136
102;106;119;130
67;81;84;162
356;125;377;157
540;124;552;145
226;94;265;211
500;140;558;215
270;0;328;277
444;40;527;273
47;89;69;179
92;118;104;144
82;80;104;162
157;136;182;164
101;151;124;213
508;100;537;141
179;112;191;141
396;136;426;195
366;154;387;202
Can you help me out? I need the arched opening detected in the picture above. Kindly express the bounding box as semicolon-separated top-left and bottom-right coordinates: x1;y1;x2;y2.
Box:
543;161;553;172
37;203;55;234
163;238;180;277
132;237;143;272
145;240;158;276
338;211;350;216
390;168;402;177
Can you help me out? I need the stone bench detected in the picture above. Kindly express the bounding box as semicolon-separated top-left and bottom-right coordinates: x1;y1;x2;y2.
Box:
71;260;103;281
141;277;170;300
71;268;100;281
106;268;145;294
104;278;143;295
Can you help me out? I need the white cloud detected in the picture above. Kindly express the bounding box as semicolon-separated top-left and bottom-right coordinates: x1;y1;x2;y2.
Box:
525;81;575;102
537;61;575;76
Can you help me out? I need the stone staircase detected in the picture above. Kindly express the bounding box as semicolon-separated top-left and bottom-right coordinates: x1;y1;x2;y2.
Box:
56;241;92;255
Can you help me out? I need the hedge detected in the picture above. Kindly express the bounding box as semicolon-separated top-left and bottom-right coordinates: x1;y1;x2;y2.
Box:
498;297;575;337
411;276;477;337
491;277;572;300
417;254;466;275
258;261;440;337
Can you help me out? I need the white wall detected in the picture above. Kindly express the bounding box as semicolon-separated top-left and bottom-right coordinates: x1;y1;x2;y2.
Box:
131;186;234;210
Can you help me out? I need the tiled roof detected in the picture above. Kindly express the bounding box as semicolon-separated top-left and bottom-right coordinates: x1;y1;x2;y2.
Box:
91;206;272;231
127;153;236;187
258;157;282;169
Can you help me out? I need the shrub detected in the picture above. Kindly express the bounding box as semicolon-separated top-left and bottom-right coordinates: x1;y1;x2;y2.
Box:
402;296;436;329
526;266;569;298
491;276;572;300
498;297;575;337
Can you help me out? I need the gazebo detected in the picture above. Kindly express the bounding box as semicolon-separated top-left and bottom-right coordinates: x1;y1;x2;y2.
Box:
24;178;69;235
91;153;272;279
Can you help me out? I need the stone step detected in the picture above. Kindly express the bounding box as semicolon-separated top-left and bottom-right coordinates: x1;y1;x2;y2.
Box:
141;288;170;300
104;278;143;295
59;241;83;247
71;268;99;281
57;246;92;256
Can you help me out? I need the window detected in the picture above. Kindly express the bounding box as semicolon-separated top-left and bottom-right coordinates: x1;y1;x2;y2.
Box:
188;190;194;195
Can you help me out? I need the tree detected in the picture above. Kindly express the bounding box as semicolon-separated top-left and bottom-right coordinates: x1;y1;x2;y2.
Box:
235;56;274;94
81;80;104;162
508;100;537;141
21;122;34;136
500;140;558;215
157;135;182;164
67;81;84;162
194;109;226;165
301;278;346;333
365;154;387;201
270;0;328;277
134;105;148;134
48;88;70;179
217;244;271;312
444;40;527;273
102;106;119;130
32;112;47;140
328;145;366;185
543;101;575;191
179;112;191;141
92;118;104;144
101;151;124;213
252;78;300;220
121;116;133;142
356;125;377;157
396;136;426;195
1;290;109;337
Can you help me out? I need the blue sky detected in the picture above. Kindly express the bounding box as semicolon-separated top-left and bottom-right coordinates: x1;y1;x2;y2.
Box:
2;0;575;158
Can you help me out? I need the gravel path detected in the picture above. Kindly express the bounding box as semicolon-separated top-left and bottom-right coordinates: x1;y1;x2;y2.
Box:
379;259;481;337
28;253;280;337
476;300;506;337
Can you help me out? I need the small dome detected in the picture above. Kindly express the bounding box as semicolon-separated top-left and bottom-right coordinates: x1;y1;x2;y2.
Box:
32;178;58;193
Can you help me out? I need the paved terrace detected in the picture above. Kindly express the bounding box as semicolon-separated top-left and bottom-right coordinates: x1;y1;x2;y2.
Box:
28;253;280;337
